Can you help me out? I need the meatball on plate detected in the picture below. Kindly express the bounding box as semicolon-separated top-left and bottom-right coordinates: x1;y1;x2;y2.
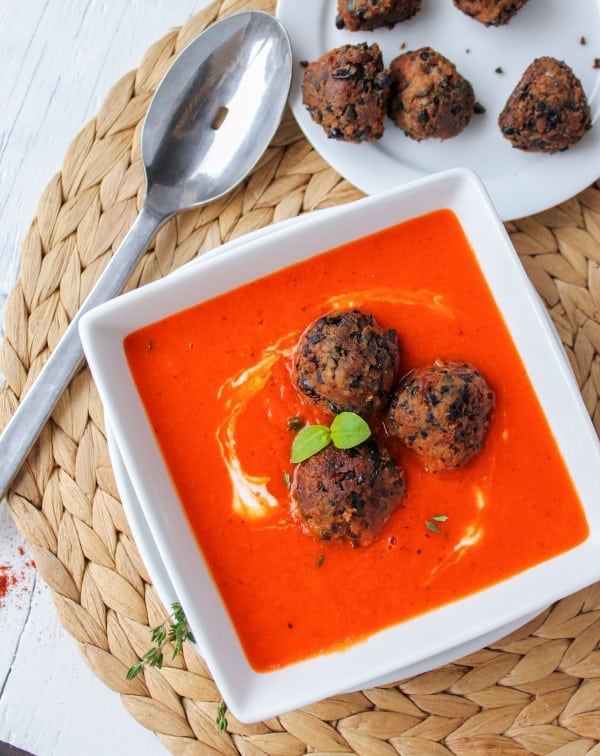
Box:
453;0;530;26
294;309;399;416
301;43;391;143
499;57;592;153
335;0;421;31
388;47;476;141
387;361;495;471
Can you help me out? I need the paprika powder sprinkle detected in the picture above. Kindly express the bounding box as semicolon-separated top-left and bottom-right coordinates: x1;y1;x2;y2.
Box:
0;559;35;607
0;564;18;604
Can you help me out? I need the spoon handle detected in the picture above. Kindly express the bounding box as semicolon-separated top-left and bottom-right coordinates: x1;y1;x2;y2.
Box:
0;203;167;501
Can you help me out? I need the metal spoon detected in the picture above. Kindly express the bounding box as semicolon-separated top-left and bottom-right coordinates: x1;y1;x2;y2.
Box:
0;11;292;499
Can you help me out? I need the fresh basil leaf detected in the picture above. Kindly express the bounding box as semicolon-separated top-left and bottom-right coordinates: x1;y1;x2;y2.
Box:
290;424;331;463
330;411;371;450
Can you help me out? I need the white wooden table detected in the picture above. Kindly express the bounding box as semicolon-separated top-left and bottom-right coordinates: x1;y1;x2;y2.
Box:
0;3;207;753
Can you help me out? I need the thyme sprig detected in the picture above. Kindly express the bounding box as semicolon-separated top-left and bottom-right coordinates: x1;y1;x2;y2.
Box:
126;602;195;680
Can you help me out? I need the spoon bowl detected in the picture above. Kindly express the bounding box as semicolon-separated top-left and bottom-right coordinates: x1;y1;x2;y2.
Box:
0;11;292;499
144;11;292;216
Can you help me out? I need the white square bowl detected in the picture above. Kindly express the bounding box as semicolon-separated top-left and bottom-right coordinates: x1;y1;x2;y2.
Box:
80;168;600;723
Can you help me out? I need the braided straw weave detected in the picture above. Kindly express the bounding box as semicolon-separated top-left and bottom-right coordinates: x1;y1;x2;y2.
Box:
2;0;600;752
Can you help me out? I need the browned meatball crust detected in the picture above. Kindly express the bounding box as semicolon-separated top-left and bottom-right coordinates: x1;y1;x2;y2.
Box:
336;0;421;31
498;57;592;153
387;361;495;472
388;47;475;141
301;43;391;143
291;440;405;546
294;310;399;416
453;0;530;26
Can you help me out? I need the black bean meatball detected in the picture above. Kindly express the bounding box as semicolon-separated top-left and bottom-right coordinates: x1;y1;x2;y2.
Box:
387;361;495;472
388;47;476;141
301;43;391;143
335;0;421;31
453;0;530;26
498;57;592;153
294;310;399;416
291;440;405;546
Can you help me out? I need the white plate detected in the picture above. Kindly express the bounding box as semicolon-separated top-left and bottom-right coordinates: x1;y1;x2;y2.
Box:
105;418;539;692
276;0;600;220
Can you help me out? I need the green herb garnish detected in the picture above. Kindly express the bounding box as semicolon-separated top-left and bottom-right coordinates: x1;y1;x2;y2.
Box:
216;702;228;732
290;412;371;463
316;554;325;568
290;424;331;462
330;412;371;449
126;602;195;680
283;470;291;489
425;514;449;533
287;416;305;432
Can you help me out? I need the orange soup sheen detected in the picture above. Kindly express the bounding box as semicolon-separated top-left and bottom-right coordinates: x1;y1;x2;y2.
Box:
125;209;589;672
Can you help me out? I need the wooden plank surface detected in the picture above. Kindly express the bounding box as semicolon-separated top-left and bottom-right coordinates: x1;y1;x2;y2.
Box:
0;2;204;753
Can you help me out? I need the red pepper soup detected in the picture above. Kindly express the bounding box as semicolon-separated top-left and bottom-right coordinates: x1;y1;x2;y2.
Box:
124;209;589;671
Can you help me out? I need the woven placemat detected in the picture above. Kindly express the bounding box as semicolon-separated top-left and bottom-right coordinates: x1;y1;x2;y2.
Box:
2;0;600;752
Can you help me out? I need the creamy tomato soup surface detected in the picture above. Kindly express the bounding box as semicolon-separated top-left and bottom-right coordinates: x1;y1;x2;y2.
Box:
124;209;589;672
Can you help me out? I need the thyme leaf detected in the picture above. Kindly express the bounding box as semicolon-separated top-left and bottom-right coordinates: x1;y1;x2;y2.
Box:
287;416;305;432
425;514;448;533
216;702;228;732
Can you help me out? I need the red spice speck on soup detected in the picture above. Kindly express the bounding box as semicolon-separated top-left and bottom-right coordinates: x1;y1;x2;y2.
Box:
124;209;589;671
